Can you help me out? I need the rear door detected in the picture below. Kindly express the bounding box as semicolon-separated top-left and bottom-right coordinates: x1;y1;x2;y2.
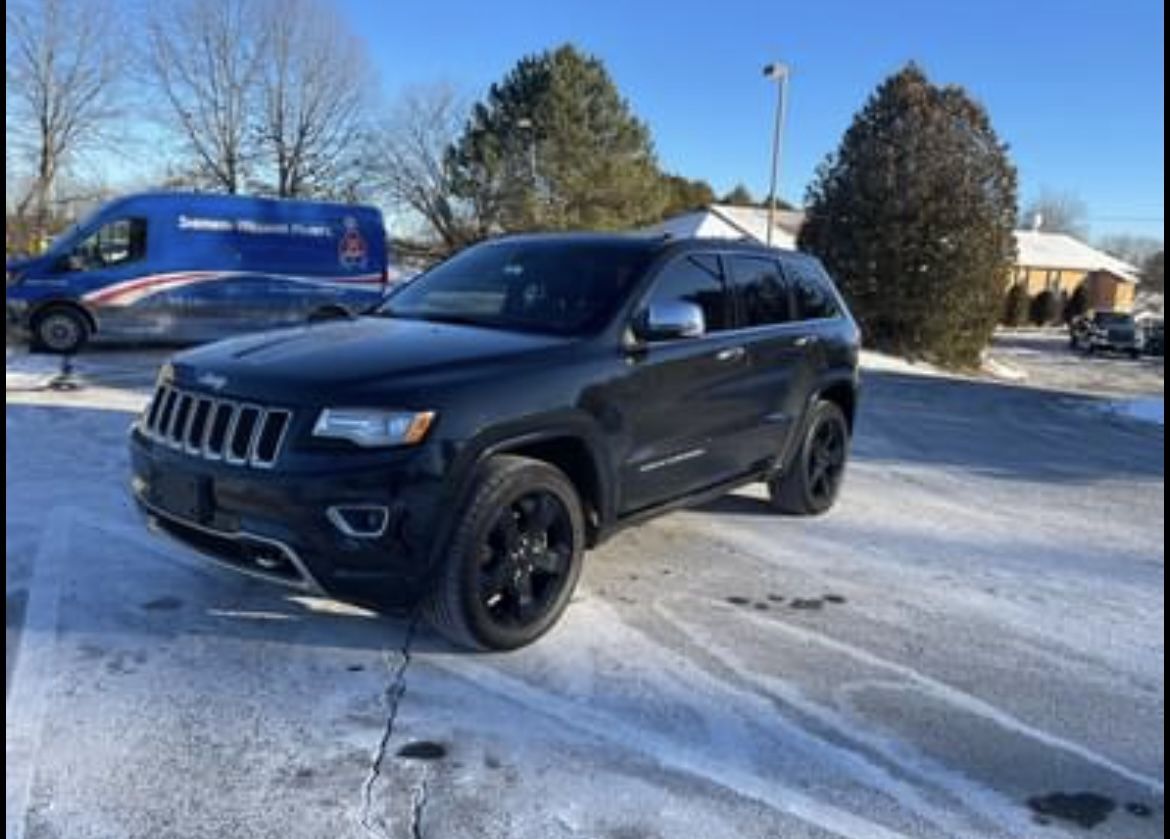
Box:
724;253;818;467
615;253;761;513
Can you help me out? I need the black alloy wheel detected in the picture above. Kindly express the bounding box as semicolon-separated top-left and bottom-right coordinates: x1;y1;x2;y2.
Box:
426;455;585;650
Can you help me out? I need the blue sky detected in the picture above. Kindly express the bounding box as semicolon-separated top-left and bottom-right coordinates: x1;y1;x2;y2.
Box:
343;0;1164;239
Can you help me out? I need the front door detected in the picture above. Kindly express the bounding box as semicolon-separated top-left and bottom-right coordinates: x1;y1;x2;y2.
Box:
615;253;760;513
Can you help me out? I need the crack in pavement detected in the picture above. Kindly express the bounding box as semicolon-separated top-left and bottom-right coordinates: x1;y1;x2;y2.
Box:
409;774;429;839
359;613;421;839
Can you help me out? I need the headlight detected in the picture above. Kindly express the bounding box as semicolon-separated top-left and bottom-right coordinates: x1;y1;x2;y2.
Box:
312;408;436;448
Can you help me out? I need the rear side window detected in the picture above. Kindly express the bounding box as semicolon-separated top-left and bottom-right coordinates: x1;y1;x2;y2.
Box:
646;254;732;332
727;255;792;326
786;258;841;321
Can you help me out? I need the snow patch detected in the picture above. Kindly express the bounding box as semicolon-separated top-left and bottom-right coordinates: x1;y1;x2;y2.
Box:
1104;397;1164;426
859;351;949;378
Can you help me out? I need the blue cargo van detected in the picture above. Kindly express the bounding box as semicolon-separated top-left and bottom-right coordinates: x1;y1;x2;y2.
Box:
5;192;389;353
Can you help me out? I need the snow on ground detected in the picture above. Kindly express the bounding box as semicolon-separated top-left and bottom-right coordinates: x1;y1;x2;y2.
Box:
6;347;1166;839
860;350;950;378
1105;397;1165;426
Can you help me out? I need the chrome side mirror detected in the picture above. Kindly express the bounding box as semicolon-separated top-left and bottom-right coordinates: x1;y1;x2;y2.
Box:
636;301;706;341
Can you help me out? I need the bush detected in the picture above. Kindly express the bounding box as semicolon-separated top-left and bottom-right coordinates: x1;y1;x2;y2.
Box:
1030;290;1062;325
1002;284;1030;326
1064;283;1090;323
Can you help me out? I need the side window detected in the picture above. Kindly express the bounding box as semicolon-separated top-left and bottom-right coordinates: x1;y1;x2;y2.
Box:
786;258;842;321
646;254;731;333
66;218;148;272
727;255;792;327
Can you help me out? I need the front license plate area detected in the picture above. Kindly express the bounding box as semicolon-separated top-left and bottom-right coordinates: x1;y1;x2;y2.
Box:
151;471;212;524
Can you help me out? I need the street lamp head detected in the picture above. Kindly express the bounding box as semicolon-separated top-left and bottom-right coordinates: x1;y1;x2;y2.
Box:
763;62;788;80
516;117;533;130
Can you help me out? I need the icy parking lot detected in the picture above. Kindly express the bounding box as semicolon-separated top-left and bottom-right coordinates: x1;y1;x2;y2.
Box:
6;347;1165;839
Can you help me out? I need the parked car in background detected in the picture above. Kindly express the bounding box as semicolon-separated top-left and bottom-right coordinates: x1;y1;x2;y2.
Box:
1069;311;1144;358
1137;315;1164;357
6;193;389;354
130;234;861;649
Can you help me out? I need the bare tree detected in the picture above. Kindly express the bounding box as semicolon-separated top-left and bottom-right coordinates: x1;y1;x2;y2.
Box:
6;0;124;243
145;0;263;194
368;85;475;253
1021;189;1089;239
1097;233;1163;269
255;0;372;198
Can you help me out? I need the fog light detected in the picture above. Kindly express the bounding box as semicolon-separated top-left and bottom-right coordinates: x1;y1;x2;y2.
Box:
327;505;390;538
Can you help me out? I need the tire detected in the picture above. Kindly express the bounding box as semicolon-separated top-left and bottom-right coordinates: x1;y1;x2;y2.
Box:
424;455;586;651
307;305;351;323
31;305;90;354
768;400;851;516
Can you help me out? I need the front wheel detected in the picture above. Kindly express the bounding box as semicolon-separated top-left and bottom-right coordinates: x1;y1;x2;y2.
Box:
31;305;91;354
425;455;586;650
768;400;851;516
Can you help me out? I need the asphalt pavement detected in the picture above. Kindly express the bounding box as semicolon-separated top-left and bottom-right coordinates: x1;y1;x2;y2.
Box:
5;343;1164;839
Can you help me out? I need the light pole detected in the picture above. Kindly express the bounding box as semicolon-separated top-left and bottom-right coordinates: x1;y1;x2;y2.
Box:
763;61;790;247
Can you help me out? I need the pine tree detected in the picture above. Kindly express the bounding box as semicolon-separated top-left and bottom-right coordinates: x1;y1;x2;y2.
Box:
799;64;1018;366
1003;284;1030;326
448;44;664;235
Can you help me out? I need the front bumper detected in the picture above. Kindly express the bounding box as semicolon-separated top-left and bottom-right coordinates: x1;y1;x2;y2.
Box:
129;428;451;607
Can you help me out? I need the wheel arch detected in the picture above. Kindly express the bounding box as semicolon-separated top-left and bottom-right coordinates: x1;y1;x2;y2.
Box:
30;298;98;335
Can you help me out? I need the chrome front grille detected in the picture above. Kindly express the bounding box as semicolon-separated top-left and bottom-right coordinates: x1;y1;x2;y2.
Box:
142;385;292;469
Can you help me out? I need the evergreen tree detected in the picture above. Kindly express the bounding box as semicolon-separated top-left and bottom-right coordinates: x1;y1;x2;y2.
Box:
799;64;1018;366
448;44;664;235
1063;283;1089;323
1002;284;1030;326
1030;289;1061;326
721;184;755;206
659;174;716;218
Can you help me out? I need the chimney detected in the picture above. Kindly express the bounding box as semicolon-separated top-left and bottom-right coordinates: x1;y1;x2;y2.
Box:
1032;213;1044;232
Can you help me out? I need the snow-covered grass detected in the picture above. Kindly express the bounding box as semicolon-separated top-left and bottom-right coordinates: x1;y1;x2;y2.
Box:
860;349;1028;384
859;350;950;378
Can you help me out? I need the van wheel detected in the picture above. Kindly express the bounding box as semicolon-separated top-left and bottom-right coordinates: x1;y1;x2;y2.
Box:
307;305;351;323
425;455;585;651
31;305;91;354
768;400;850;516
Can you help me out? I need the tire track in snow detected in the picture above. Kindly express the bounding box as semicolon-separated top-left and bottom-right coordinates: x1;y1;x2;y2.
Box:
686;596;1164;796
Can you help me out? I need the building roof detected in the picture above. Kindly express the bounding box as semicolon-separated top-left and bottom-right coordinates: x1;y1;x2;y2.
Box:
645;207;1142;284
1015;230;1140;283
641;204;804;249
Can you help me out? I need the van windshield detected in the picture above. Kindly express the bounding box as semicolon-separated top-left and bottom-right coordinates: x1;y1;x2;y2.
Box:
379;239;654;335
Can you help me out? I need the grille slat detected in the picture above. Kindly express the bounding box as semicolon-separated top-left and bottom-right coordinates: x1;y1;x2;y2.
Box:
143;385;291;468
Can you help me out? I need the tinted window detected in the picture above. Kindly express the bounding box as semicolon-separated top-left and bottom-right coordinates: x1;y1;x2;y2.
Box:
786;259;841;321
646;254;731;332
383;240;654;335
66;218;148;272
728;255;792;326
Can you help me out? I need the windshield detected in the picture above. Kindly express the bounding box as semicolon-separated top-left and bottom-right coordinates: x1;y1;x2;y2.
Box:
1095;312;1135;326
380;239;655;335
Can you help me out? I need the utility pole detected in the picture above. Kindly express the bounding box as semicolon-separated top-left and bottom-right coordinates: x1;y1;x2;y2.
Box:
763;61;790;247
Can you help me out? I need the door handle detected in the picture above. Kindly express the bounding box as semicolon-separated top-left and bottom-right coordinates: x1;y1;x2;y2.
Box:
793;335;819;348
715;346;746;363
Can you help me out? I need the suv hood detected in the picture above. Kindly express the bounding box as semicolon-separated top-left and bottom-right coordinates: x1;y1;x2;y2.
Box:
171;316;574;399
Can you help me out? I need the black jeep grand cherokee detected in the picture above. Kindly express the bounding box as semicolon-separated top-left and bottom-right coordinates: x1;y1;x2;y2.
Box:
131;234;860;649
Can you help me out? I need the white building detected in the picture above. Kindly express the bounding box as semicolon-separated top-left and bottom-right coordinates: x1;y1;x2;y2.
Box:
642;204;805;249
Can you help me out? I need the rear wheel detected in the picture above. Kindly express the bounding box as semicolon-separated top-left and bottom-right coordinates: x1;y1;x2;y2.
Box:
307;305;351;323
425;455;585;650
31;305;90;354
768;400;850;516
